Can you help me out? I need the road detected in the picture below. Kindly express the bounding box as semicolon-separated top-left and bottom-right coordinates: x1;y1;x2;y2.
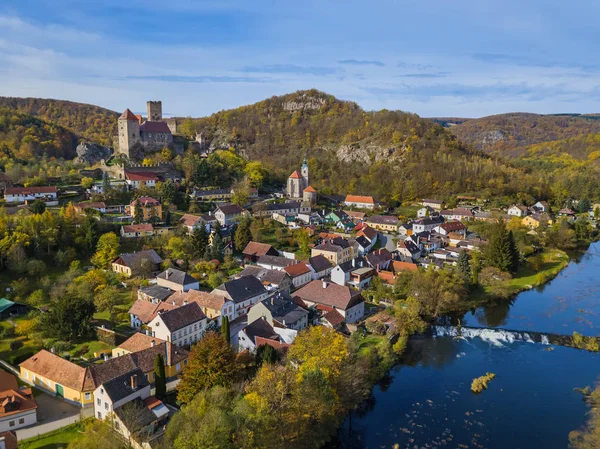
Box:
378;232;397;252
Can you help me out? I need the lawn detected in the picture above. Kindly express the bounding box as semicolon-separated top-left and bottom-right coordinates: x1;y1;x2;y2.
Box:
357;334;385;355
20;423;83;449
393;204;421;219
254;219;310;258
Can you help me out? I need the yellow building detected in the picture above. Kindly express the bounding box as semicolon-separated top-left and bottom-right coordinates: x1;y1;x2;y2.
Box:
522;214;552;229
128;196;162;222
311;238;353;265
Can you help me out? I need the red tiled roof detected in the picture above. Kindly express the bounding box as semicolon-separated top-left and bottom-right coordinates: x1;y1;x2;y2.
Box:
119;108;138;121
20;350;88;391
391;260;418;272
254;336;291;351
122;224;154;233
126;172;159;182
284;263;311;277
242;241;275;257
0;431;18;449
304;185;317;192
131;196;160;207
140;121;172;134
118;333;166;353
345;195;374;204
294;280;364;311
5;186;57;195
323;309;345;327
289;170;302;179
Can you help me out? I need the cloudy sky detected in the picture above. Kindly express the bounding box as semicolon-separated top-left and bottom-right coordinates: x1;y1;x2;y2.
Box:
1;0;599;118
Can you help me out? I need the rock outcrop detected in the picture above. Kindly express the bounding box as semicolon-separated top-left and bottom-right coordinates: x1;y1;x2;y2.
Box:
75;142;112;165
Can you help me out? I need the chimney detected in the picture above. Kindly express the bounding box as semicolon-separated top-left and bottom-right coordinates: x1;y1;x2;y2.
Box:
103;353;109;361
352;259;355;268
166;270;169;280
166;339;171;366
50;347;56;354
183;300;188;305
130;374;137;389
151;340;156;347
322;280;327;289
145;329;151;336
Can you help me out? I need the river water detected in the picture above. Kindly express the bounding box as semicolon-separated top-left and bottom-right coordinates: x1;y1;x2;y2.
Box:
330;242;600;449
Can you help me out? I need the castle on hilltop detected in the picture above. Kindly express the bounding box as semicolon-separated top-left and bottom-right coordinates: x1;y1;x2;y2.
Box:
287;158;317;203
117;101;177;159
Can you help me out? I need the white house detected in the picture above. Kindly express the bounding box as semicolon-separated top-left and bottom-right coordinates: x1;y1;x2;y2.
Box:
294;280;365;324
125;172;158;189
344;195;375;210
283;263;313;289
247;291;309;331
412;217;443;233
508;204;528;217
214;204;245;226
148;302;207;347
211;276;268;320
4;186;58;204
306;255;333;280
156;268;200;292
93;369;150;421
0;371;37;432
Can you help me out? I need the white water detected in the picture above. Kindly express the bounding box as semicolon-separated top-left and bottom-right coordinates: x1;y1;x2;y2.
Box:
434;325;550;347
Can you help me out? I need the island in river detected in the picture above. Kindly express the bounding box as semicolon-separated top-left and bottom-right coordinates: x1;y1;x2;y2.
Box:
328;242;600;449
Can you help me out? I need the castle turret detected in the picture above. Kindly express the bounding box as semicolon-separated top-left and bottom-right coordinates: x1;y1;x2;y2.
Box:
301;157;309;190
118;109;140;157
147;101;163;121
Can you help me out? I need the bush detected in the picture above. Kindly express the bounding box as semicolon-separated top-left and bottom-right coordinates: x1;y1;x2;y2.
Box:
573;332;586;349
0;327;15;339
392;335;408;355
53;341;73;353
9;340;24;351
586;339;600;352
8;350;35;366
471;372;496;393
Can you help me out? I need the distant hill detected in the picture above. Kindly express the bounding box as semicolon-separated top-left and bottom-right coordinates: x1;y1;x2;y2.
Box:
0;108;78;160
0;97;118;147
449;112;600;157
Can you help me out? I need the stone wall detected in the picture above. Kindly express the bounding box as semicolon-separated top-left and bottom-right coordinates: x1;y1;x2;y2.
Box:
140;131;173;151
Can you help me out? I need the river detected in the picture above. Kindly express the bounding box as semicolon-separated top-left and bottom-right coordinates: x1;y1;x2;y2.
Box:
329;242;600;449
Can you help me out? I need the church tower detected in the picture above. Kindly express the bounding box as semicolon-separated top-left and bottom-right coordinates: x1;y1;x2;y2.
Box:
118;109;140;157
301;157;309;191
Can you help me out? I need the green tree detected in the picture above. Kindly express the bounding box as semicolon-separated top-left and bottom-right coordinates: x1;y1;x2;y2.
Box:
177;332;236;404
575;215;592;241
157;179;176;204
154;353;167;399
133;199;143;224
41;290;95;341
256;344;279;366
234;217;252;251
486;222;519;273
191;225;209;259
68;420;128;449
29;199;46;215
456;249;472;286
90;232;120;268
180;117;196;138
210;233;225;262
102;171;111;194
221;315;230;344
81;177;94;189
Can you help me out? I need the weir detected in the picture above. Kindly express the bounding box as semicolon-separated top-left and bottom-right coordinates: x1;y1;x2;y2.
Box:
432;325;580;348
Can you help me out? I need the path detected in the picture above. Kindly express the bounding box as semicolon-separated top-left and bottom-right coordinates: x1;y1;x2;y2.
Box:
378;232;397;252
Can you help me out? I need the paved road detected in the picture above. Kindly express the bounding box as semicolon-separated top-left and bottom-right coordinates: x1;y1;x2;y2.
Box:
378;232;397;252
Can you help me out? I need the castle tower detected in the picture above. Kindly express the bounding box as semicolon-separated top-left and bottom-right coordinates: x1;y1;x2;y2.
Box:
301;157;309;191
118;109;140;157
147;101;162;121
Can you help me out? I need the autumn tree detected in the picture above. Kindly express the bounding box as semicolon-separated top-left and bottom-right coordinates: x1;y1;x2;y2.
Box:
177;331;237;404
133;199;143;224
91;232;120;268
408;267;466;318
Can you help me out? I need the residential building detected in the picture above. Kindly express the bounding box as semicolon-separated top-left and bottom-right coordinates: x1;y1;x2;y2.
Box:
399;223;413;236
0;371;37;432
93;368;150;421
532;201;550;213
412;216;443;233
167;290;234;325
179;214;210;234
522;213;551;229
344;210;366;222
242;241;279;263
128;300;176;328
365;248;393;271
397;239;421;259
283;263;313;289
330;257;374;290
336;218;355;233
214;204;245;226
311;237;353;265
120;223;155;238
357;225;378;245
417;206;435;218
365;215;399;232
0;431;18;449
125;172;158;189
307;255;334;280
74;202;106;214
344;195;375;210
355;235;373;255
508;204;529;217
111;396;168;444
435;221;467;237
294;280;365;324
238;266;293;292
324;210;348;225
156;268;199;292
256;255;297;271
238;318;290;353
148;302;207;347
440;208;474;221
127;197;162;222
377;260;419;285
421;199;443;210
248;291;309;331
111;250;163;278
211;276;268;319
4;186;57;204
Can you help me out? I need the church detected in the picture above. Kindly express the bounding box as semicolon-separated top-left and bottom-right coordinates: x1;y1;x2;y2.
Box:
286;158;317;203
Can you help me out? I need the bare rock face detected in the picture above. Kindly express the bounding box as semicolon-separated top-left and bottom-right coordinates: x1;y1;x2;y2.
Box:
75;142;112;165
479;130;508;146
336;144;401;165
283;94;326;112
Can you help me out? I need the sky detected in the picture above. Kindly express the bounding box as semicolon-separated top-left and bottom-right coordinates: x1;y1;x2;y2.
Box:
1;0;600;118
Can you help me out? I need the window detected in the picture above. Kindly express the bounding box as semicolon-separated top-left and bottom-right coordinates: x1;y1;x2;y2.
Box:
97;412;102;419
9;421;15;427
85;392;91;400
152;372;155;381
114;421;120;430
100;388;104;394
97;398;101;406
105;402;109;410
184;359;188;366
176;363;181;372
19;418;25;424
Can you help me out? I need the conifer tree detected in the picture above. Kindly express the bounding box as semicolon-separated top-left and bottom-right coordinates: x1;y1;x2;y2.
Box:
154;353;166;399
221;316;230;345
191;225;209;259
456;249;472;285
234;217;252;251
133;199;143;224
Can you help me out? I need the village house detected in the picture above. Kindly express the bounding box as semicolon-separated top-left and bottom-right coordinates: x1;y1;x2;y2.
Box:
214;204;245;226
344;195;375;210
330;257;374;290
324;210;348;225
294;280;365;324
167;290;234;325
421;199;444;210
120;223;156;238
242;242;279;263
4;186;58;204
355;235;373;255
306;254;334;280
179;214;211;234
399;222;413;236
156;268;199;292
0;371;37;432
0;299;28;320
110;396;168;445
125;172;158;190
377;260;419;286
365;248;393;271
74;201;107;214
148;302;207;347
128;300;176;328
256;255;298;271
238;318;290;353
247;291;309;331
440;207;474;221
112;249;163;278
283;263;313;289
397;239;421;259
508;204;529;217
0;430;18;449
532;201;550;213
434;221;467;237
211;276;268;319
311;237;354;265
417;206;436;218
344;210;366;222
412;216;444;233
238;266;293;292
93;368;150;421
365;215;399;232
127;197;162;222
522;213;552;229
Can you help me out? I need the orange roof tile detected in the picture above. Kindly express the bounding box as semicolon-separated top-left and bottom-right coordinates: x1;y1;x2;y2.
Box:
303;185;317;192
289;170;302;179
119;108;138;121
345;195;374;204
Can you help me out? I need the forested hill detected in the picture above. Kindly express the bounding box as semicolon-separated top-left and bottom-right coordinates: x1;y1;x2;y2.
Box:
0;97;118;147
181;89;551;202
0;108;78;160
449;112;600;157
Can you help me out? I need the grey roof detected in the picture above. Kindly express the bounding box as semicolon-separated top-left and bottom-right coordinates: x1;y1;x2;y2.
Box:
239;266;290;286
218;275;267;303
243;318;280;344
337;257;369;273
308;254;333;273
157;268;197;286
157;302;206;331
367;215;399;225
116;249;163;268
216;204;244;216
102;368;149;402
114;397;157;432
139;285;174;302
355;235;371;249
257;255;297;268
266;201;301;212
415;216;444;226
262;291;308;326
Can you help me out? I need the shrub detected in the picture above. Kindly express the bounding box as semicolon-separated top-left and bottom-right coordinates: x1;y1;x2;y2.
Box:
471;372;496;393
573;332;586;349
0;327;15;339
53;341;73;353
586;339;600;352
9;340;24;351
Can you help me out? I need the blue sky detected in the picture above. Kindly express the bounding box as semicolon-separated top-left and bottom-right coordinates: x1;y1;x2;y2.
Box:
1;0;599;117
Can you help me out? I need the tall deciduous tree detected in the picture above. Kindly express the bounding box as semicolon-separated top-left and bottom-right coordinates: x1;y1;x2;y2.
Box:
177;331;236;404
90;232;120;269
41;290;95;341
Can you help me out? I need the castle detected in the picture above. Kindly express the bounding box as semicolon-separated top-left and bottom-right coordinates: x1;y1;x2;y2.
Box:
117;101;176;158
287;158;317;203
